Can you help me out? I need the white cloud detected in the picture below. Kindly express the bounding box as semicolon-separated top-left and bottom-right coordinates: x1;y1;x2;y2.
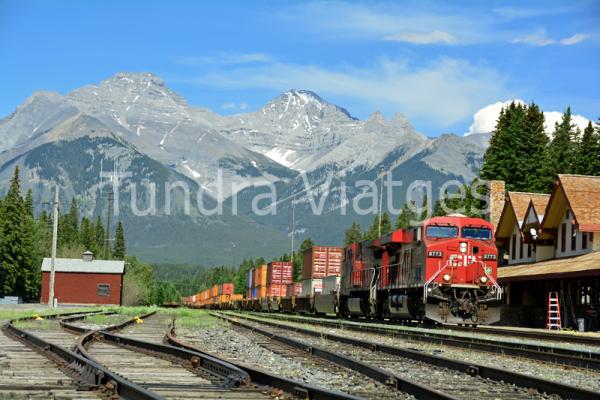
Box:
173;52;273;66
466;99;526;135
512;29;591;46
559;33;590;45
543;111;590;133
384;30;457;45
222;102;249;111
175;57;510;127
465;99;591;136
280;2;488;44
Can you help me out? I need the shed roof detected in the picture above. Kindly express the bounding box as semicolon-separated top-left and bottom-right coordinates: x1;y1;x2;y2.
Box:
41;258;125;274
498;251;600;282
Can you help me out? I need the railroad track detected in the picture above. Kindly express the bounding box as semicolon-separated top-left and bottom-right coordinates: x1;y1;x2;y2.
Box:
1;310;110;399
6;309;366;400
77;313;272;399
173;317;410;399
0;318;101;399
243;311;600;370
220;312;600;400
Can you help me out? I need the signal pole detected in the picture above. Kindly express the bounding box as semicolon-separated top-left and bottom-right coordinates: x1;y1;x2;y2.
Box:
378;166;385;238
48;185;59;308
290;194;296;265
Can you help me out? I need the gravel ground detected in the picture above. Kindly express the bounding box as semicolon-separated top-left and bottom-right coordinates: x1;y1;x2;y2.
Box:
177;324;413;399
246;312;600;355
234;313;600;394
227;315;563;400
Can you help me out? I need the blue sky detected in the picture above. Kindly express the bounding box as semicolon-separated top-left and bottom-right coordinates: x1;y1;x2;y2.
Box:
1;0;598;136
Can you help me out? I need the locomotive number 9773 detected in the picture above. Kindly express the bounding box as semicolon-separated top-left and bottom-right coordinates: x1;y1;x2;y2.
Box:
339;214;502;325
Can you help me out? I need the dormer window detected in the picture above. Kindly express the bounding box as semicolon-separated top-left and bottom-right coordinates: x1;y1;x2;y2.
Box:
566;209;570;219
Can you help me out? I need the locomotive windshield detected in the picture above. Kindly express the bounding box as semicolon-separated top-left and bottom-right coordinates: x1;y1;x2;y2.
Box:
426;225;459;238
462;227;492;240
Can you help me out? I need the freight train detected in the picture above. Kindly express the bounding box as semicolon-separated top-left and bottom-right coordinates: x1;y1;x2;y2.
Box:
183;214;502;325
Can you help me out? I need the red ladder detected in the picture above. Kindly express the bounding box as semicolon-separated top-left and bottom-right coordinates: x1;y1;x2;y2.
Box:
546;291;562;330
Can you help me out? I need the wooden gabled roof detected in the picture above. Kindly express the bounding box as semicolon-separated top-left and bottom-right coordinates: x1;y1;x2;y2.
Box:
541;174;600;232
522;194;551;227
495;192;549;239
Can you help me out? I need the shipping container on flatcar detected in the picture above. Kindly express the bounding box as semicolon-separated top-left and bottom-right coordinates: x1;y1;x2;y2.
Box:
267;262;293;285
302;246;343;280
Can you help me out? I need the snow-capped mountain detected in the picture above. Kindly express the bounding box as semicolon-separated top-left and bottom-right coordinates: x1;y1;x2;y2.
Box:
0;72;490;264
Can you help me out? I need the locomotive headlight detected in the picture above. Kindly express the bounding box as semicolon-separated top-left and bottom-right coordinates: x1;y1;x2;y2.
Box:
442;274;451;282
479;276;488;284
459;242;468;253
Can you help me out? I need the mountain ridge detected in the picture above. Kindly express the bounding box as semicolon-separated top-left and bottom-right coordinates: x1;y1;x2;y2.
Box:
0;72;490;264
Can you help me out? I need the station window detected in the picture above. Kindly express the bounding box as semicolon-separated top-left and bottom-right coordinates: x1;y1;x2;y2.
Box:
97;284;110;297
519;236;523;259
511;235;516;260
582;232;588;249
561;223;566;252
527;244;532;258
571;225;577;251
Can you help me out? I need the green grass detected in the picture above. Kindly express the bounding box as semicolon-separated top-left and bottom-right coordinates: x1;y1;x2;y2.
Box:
172;309;223;329
0;307;96;321
12;319;57;330
83;313;131;325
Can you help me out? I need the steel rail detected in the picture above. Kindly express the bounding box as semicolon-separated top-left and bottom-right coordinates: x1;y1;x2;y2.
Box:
212;313;458;400
3;311;163;400
165;318;365;400
246;311;600;370
225;312;600;400
447;324;600;346
73;312;251;390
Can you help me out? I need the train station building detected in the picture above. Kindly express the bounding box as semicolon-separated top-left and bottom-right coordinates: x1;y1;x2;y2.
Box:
40;251;125;306
495;175;600;330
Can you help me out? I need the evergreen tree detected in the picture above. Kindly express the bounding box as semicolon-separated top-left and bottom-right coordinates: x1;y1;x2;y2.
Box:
541;107;577;189
0;166;30;297
80;217;97;254
364;212;392;240
574;121;600;175
112;221;126;259
418;194;430;222
24;189;34;218
480;102;527;191
395;201;416;229
94;216;106;258
344;222;363;245
522;103;549;192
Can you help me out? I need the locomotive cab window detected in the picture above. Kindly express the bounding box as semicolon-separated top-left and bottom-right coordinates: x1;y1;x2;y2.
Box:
425;225;458;238
461;227;492;240
97;284;110;297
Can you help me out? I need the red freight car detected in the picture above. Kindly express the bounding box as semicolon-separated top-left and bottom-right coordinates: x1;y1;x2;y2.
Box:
340;215;501;324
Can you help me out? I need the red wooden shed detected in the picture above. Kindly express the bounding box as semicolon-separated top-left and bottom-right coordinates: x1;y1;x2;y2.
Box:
40;251;125;306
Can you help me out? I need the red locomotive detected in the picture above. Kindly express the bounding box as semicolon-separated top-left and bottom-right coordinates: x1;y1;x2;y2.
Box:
339;214;502;324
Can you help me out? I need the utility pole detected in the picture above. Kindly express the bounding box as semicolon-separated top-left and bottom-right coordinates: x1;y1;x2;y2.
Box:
290;194;296;266
49;185;59;308
378;166;385;238
105;188;113;258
